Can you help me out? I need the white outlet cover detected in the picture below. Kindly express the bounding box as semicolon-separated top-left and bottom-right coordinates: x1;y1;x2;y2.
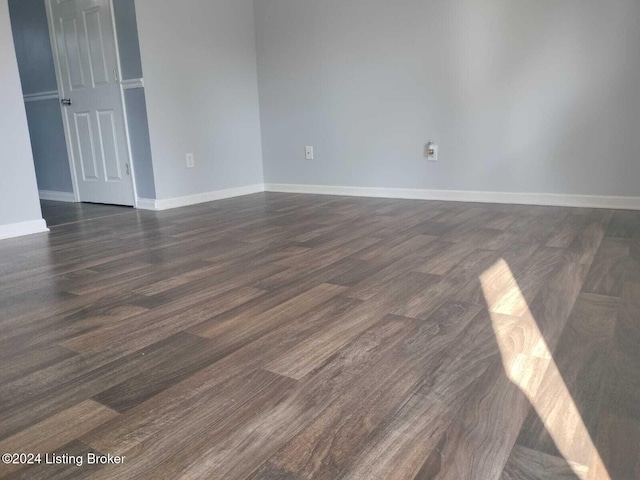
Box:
426;144;439;162
305;146;314;160
186;153;195;168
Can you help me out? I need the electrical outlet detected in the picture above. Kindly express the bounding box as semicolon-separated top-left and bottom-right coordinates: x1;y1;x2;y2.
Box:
305;146;314;161
426;142;438;162
186;153;195;168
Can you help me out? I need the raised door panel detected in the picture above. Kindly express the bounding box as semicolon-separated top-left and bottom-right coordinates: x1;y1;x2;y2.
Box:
82;6;111;87
96;109;123;181
58;14;87;91
72;112;99;182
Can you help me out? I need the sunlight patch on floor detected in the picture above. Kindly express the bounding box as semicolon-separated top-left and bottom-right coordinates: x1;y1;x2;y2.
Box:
480;259;609;480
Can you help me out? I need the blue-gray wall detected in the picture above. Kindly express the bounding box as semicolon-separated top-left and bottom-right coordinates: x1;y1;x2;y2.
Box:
8;0;156;199
113;0;155;199
24;99;74;193
7;0;55;94
134;0;264;200
254;0;640;197
123;88;155;198
113;0;143;81
8;0;72;194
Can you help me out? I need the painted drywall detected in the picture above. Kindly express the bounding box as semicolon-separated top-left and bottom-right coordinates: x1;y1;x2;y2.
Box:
112;0;156;199
113;0;143;81
6;0;56;94
8;0;73;194
8;0;156;199
124;88;155;199
24;99;74;193
134;0;264;200
254;0;640;197
0;0;44;227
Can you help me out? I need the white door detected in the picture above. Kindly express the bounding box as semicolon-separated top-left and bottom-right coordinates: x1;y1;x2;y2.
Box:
48;0;134;206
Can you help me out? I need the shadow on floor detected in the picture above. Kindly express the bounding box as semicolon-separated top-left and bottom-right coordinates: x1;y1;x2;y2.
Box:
40;200;133;227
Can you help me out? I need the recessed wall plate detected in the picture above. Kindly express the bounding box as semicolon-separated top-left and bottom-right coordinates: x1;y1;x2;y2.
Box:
305;146;314;161
426;142;438;162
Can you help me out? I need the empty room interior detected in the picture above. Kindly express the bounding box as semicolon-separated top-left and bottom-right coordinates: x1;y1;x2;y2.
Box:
1;0;639;478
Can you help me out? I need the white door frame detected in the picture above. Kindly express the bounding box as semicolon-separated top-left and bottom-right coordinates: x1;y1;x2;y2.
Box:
44;0;140;207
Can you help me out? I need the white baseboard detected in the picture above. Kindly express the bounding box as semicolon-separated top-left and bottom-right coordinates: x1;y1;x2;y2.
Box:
135;198;159;211
264;183;640;210
137;184;265;211
39;190;76;202
0;219;49;241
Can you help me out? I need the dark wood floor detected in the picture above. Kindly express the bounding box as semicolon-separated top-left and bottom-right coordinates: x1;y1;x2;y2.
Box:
40;200;132;227
0;193;638;479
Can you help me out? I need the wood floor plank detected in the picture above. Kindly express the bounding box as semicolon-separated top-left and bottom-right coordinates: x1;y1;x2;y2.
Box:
255;301;483;479
0;401;118;477
0;332;211;440
581;238;630;297
604;210;640;239
414;240;479;276
340;308;500;480
545;214;586;249
185;317;419;480
521;250;592;355
423;355;549;480
0;345;77;384
91;333;228;412
515;293;619;467
483;247;564;317
97;316;416;480
61;286;267;354
190;283;347;346
588;413;640;480
86;369;297;480
355;233;438;263
604;281;640;423
82;297;361;455
5;440;105;480
568;210;612;265
406;252;591;479
501;445;587;480
392;248;499;319
253;317;426;479
264;300;392;380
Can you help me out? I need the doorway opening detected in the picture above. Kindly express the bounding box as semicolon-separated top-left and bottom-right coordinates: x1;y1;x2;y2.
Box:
8;0;156;225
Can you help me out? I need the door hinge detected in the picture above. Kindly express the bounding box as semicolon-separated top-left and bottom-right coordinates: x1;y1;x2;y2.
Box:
114;68;119;84
125;163;130;176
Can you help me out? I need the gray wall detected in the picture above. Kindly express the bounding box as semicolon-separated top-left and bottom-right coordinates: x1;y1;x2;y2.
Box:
6;0;55;94
254;0;640;196
135;0;264;200
113;0;155;199
8;0;156;199
8;0;72;194
24;99;74;193
113;0;143;81
124;87;155;198
0;0;44;227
